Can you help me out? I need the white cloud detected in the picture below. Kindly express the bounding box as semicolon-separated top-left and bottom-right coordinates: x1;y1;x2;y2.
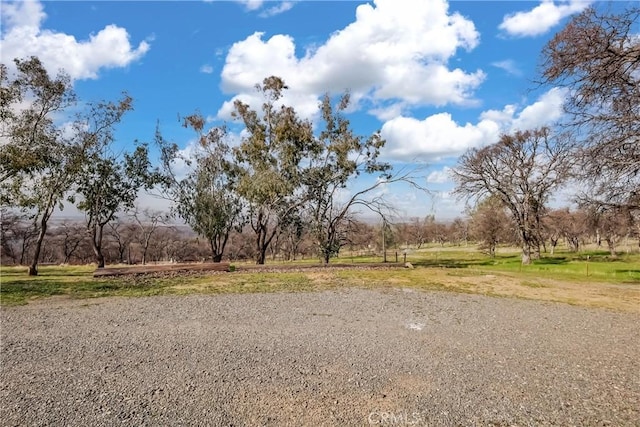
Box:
511;87;566;130
200;64;214;74
1;0;149;81
426;167;452;184
218;0;483;119
381;113;501;162
491;59;522;76
499;0;592;37
380;88;567;162
259;1;295;18
235;0;264;11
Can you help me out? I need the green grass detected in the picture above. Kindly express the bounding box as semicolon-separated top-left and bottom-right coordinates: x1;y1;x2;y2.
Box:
405;246;640;284
1;245;638;307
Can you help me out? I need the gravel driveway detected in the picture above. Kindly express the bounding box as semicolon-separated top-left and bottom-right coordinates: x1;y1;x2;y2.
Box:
1;288;639;426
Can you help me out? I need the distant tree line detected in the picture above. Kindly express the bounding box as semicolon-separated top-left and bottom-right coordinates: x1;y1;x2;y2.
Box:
2;206;637;267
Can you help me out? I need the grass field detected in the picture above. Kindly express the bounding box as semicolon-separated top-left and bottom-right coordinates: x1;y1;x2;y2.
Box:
1;245;638;311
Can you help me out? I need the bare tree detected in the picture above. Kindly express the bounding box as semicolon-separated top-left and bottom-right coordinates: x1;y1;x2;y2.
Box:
54;222;86;264
544;208;590;253
106;220;137;264
540;6;640;210
588;206;633;258
131;207;170;265
453;128;573;264
468;197;514;258
1;209;36;264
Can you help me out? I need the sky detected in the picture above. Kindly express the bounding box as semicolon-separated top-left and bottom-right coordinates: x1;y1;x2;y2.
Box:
0;0;623;222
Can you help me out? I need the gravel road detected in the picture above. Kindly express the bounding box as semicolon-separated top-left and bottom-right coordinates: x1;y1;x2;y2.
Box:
1;289;639;426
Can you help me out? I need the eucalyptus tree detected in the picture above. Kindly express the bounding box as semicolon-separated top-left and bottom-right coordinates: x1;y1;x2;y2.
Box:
72;95;160;268
230;76;316;264
453;128;573;264
165;113;245;263
539;5;640;210
304;92;419;263
0;57;82;275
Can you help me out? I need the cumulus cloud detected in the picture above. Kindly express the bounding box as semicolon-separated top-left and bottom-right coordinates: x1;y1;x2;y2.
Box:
218;0;483;119
381;113;501;162
499;0;592;37
380;88;567;162
511;87;566;130
1;0;149;80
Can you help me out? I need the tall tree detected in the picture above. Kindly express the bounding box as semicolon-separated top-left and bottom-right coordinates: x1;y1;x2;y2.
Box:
304;92;418;263
75;141;158;268
71;95;157;268
159;114;245;263
540;6;640;210
453;128;573;264
0;57;83;275
231;76;315;264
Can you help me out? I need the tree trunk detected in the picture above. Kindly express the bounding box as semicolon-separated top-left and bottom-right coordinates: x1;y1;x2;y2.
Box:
28;217;48;276
521;242;532;265
606;238;617;259
489;242;496;258
91;224;106;268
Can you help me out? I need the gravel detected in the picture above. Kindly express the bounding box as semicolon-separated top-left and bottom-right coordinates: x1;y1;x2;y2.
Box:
1;289;639;426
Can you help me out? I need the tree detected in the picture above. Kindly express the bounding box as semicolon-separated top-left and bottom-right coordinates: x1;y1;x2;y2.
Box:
231;77;315;264
165;114;245;263
449;217;469;246
304;92;416;263
544;208;589;253
75;141;158;268
106;219;137;264
53;222;87;264
0;209;37;265
131;206;170;265
71;96;157;269
1;57;82;275
467;197;514;258
587;206;633;258
540;6;640;210
453;128;573;264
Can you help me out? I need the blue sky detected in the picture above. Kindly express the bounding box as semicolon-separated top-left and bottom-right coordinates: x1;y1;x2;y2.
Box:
1;0;616;221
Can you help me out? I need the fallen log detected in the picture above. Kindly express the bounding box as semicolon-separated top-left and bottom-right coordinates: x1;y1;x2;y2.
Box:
93;262;231;278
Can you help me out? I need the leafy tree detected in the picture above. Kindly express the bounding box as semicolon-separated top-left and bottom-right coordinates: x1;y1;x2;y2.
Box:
75;142;158;268
540;6;640;210
72;96;157;268
304;93;408;263
453;128;573;264
159;114;245;263
0;57;83;275
231;76;315;264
